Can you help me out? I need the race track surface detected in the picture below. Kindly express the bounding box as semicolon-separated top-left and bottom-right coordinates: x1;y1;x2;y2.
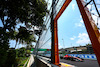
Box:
60;59;99;67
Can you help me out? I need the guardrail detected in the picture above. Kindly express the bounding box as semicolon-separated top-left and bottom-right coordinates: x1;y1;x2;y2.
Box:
68;54;97;60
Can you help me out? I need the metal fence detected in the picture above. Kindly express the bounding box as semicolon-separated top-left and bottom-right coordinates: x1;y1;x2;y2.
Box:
34;0;67;57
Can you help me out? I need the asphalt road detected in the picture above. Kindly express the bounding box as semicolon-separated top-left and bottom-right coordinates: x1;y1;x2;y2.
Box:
60;59;99;67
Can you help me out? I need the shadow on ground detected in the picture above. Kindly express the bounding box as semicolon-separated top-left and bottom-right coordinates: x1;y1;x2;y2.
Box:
30;61;36;67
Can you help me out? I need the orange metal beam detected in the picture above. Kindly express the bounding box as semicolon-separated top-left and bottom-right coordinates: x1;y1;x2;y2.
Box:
54;19;59;65
76;0;100;66
55;0;72;20
53;0;72;66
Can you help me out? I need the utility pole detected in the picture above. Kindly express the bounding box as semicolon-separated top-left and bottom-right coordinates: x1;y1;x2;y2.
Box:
51;0;55;64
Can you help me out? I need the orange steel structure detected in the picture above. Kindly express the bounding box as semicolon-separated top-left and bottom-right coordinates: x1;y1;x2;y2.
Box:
53;0;72;65
53;0;100;66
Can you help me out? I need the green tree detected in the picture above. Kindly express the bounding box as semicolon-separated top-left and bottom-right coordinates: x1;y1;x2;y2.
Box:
0;0;48;66
18;47;26;57
26;50;31;54
0;0;48;47
6;48;16;67
25;50;31;57
0;28;9;67
14;27;36;48
86;43;92;46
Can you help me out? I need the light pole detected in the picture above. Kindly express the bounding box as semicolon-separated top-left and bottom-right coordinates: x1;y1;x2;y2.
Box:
62;39;65;49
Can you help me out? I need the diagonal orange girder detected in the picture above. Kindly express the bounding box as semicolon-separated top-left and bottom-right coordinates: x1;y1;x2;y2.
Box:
76;0;100;66
55;0;72;20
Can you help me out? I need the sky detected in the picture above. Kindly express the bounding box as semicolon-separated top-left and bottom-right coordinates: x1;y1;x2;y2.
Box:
0;0;100;49
38;0;91;49
58;0;90;48
57;0;100;49
42;0;100;49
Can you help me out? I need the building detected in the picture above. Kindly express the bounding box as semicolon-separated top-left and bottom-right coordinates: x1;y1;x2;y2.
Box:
59;45;94;54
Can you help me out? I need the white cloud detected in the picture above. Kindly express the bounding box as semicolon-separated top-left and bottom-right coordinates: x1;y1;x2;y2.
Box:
76;33;90;44
72;4;75;10
59;43;63;49
75;22;84;27
70;36;76;40
80;15;82;18
75;19;84;27
80;19;83;23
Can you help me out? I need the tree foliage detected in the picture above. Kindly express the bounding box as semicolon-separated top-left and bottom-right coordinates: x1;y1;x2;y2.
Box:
14;27;36;48
0;0;48;47
0;0;47;44
17;47;26;57
0;0;48;66
0;0;47;29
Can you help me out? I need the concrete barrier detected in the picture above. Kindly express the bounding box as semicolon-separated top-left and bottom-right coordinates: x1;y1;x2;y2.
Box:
26;54;58;67
28;55;76;67
27;55;34;67
35;58;51;67
35;56;59;67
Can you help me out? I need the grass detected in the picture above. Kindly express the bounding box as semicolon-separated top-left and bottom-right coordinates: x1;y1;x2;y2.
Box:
17;57;29;67
25;58;29;67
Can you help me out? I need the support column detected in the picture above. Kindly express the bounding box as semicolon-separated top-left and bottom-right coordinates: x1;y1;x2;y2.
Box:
51;0;72;65
51;0;59;65
54;19;59;65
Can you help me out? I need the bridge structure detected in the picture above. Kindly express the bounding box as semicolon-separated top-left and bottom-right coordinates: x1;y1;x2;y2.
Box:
34;0;100;67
